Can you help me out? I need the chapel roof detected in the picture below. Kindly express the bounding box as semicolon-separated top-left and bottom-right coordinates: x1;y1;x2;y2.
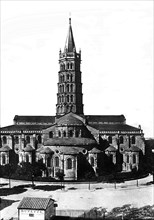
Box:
0;145;11;152
39;147;54;154
127;146;141;152
18;197;54;210
89;147;101;153
105;145;117;152
23;144;35;152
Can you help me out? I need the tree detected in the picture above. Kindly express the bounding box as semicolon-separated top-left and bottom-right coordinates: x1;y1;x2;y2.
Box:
55;170;65;189
2;163;17;188
15;161;47;185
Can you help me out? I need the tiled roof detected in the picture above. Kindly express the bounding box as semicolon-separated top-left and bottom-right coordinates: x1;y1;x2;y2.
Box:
56;113;83;126
85;115;125;123
127;146;141;152
23;145;35;152
0;145;11;152
14;115;55;124
105;145;117;152
0;124;50;133
18;197;53;210
89;123;140;132
40;147;54;154
44;137;97;146
89;147;101;153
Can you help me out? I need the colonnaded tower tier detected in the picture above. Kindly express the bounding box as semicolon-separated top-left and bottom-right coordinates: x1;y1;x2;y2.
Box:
56;18;83;116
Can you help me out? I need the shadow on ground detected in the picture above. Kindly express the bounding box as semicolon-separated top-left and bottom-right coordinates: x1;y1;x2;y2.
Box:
0;199;19;211
0;183;8;187
33;185;64;191
0;187;27;196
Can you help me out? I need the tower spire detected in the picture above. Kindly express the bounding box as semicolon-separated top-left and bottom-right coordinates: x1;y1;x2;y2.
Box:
56;19;83;116
64;18;76;52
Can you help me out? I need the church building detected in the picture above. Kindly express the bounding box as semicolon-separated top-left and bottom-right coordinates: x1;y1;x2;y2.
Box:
0;18;145;180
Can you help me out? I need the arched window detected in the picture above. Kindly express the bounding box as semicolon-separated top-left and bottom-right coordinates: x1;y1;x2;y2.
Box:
132;136;135;144
15;136;19;144
119;136;124;144
67;158;72;169
26;136;30;144
62;85;64;93
2;154;6;164
90;157;94;167
67;84;69;92
67;74;69;80
67;95;69;102
70;95;73;102
63;131;66;137
49;131;53;138
38;135;42;144
67;63;69;69
3;136;7;144
108;136;112;144
70;84;73;92
133;154;136;163
70;63;73;69
70;74;73;82
26;154;29;163
62;96;64;103
58;131;61;137
55;157;59;167
69;130;73;137
126;155;129;163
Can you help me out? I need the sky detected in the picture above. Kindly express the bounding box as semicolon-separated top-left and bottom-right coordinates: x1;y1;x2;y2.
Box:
0;1;153;138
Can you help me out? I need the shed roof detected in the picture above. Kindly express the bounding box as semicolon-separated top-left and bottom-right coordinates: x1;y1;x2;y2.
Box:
18;197;54;210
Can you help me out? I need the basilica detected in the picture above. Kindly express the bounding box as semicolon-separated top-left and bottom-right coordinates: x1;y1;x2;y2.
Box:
0;18;145;180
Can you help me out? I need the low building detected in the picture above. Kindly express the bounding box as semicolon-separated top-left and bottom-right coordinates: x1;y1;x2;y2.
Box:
18;197;57;220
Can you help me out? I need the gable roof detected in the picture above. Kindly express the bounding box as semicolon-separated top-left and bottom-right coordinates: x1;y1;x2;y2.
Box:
14;115;55;124
85;115;126;123
18;197;53;210
90;123;141;133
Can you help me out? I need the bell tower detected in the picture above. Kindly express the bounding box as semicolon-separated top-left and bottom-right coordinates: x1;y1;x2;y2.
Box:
56;18;84;116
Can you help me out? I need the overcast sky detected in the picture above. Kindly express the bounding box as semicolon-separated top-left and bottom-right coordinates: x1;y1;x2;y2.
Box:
1;1;153;137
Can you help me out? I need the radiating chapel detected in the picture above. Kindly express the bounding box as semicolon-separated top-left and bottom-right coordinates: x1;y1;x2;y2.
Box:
0;18;145;180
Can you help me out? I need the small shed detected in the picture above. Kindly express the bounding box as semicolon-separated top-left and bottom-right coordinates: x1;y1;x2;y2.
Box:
18;197;57;220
